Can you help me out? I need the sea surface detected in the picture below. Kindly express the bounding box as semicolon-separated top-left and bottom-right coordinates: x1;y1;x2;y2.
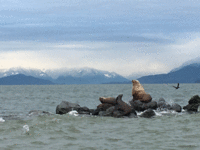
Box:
0;84;200;150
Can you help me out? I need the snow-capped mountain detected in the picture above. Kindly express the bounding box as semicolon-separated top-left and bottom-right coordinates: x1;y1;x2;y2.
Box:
137;57;200;83
0;67;130;84
52;68;130;84
170;57;200;73
0;68;49;78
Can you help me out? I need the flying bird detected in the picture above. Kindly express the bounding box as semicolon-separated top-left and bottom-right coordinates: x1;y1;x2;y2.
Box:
173;83;180;89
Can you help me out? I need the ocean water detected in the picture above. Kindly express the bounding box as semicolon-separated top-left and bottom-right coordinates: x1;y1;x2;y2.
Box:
0;84;200;150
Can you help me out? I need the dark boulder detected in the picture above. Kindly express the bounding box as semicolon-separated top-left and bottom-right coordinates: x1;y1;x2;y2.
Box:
92;108;101;116
105;106;115;116
143;101;158;110
171;103;182;112
183;104;199;112
77;106;91;115
113;110;124;118
157;98;172;110
129;100;144;111
128;108;137;118
188;95;200;104
183;95;200;112
140;109;156;118
98;111;107;116
56;101;80;114
130;100;157;111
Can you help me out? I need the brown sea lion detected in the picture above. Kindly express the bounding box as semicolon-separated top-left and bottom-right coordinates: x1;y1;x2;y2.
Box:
132;80;152;103
115;94;132;116
99;97;117;105
97;103;114;111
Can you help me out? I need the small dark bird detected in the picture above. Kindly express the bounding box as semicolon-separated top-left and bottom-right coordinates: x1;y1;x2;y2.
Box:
173;83;180;89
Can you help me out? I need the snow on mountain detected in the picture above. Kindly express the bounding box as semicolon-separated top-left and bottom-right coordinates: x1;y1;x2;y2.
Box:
170;57;200;73
0;67;130;84
0;67;50;79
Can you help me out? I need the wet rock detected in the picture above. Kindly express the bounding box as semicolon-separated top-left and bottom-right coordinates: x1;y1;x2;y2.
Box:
105;106;115;116
113;110;124;118
28;110;51;116
129;100;144;111
130;100;157;111
183;95;200;112
143;101;158;110
188;95;200;104
171;103;182;112
98;111;107;116
91;108;101;116
128;109;137;118
157;98;172;110
140;109;156;118
183;104;199;112
77;106;91;115
56;101;81;114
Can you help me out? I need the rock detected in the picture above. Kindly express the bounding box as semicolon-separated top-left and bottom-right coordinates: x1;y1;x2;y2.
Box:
105;106;115;116
157;98;172;110
28;110;51;117
56;101;81;115
183;95;200;112
113;110;124;118
115;94;132;116
188;95;200;104
129;100;145;111
171;103;182;112
92;108;101;116
183;104;199;112
140;109;156;118
98;111;107;116
130;100;157;111
143;101;158;110
97;103;114;111
77;106;91;115
128;108;137;118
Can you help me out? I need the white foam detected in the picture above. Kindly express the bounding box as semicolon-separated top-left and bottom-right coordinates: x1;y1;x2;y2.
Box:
68;110;79;116
154;111;163;116
0;117;5;122
23;125;29;132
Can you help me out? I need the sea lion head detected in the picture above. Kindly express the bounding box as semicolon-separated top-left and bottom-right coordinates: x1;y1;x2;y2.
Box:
132;80;139;85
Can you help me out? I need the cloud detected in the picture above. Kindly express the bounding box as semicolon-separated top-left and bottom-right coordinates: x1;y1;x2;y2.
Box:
1;0;200;43
0;1;200;77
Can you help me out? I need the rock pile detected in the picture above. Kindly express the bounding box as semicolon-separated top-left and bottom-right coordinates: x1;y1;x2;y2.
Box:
55;80;200;119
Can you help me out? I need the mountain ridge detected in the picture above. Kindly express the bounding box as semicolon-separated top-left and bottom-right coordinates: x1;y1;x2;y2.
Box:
137;63;200;83
0;74;54;85
0;67;130;85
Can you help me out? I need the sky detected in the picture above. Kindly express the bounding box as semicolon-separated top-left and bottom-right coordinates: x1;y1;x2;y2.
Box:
0;0;200;77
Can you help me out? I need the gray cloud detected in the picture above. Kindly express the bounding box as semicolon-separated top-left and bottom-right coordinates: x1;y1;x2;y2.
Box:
0;0;200;43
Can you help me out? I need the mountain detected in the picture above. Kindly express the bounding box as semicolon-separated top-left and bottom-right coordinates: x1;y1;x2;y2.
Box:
137;63;200;84
0;67;130;84
0;74;54;85
54;68;130;84
0;68;53;81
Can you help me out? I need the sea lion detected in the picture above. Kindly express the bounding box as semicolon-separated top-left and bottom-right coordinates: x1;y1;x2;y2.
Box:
115;94;132;116
132;80;152;103
97;103;114;111
99;97;117;105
